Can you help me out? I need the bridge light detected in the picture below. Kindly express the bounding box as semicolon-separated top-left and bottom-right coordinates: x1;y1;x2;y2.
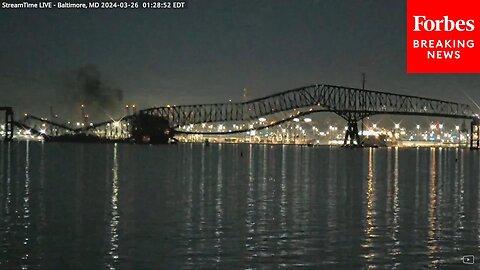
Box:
372;124;377;129
416;124;420;130
293;118;300;122
259;117;266;122
456;125;460;131
76;122;80;126
25;130;31;135
113;121;120;128
304;118;312;123
394;123;400;129
40;129;46;134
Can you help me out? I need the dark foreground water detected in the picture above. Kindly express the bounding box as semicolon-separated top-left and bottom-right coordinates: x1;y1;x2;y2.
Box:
1;142;479;269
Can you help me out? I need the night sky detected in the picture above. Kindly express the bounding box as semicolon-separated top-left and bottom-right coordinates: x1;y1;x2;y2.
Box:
1;0;479;123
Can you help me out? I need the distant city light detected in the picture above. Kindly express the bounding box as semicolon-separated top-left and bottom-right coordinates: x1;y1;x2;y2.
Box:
416;124;420;130
394;123;400;129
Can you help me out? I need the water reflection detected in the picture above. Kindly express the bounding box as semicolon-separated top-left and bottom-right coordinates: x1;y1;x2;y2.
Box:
428;148;439;267
362;148;376;264
1;143;480;269
391;147;399;265
21;141;31;269
107;144;120;270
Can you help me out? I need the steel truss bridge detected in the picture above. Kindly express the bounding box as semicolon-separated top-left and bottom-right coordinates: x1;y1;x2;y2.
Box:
4;84;480;147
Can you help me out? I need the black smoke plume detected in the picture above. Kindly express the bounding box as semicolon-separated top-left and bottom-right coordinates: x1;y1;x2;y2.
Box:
62;64;124;121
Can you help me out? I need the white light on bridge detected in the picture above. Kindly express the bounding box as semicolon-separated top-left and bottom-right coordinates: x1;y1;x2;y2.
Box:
304;118;312;123
293;118;300;122
259;117;267;122
456;125;460;131
394;123;400;129
416;124;420;130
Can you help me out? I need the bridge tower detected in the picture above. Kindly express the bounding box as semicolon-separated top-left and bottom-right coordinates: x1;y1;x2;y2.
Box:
339;112;368;147
1;107;14;142
344;121;361;146
470;118;480;150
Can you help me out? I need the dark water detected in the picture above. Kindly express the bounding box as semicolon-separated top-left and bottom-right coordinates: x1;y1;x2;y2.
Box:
1;142;479;269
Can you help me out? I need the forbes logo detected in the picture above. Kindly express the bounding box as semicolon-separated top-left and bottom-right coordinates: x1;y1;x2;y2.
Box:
413;15;475;32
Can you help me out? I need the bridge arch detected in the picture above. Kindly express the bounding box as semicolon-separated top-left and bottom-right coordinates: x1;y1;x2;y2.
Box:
140;84;474;127
138;84;474;145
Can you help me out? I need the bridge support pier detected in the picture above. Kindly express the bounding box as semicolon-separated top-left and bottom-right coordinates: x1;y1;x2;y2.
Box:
343;121;362;147
2;107;14;142
470;119;480;150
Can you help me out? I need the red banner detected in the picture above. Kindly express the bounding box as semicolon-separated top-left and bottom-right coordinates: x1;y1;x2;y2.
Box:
407;0;480;73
